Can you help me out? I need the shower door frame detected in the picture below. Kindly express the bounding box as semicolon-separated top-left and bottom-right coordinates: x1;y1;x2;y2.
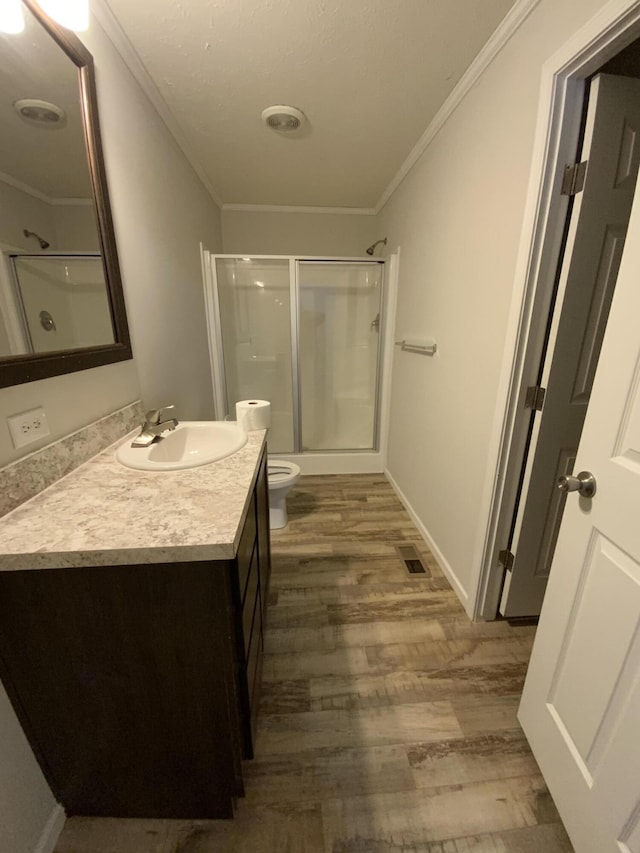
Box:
208;254;387;455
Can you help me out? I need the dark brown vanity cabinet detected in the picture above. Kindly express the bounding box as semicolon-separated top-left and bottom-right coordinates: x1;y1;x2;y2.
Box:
0;448;271;819
230;449;271;759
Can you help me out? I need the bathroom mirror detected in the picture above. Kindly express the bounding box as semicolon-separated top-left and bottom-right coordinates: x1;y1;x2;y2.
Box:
0;0;131;387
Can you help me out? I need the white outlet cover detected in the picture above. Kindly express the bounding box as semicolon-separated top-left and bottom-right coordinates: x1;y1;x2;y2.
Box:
7;406;50;449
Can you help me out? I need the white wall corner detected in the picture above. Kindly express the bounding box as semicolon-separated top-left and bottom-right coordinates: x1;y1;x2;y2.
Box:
384;469;472;617
375;0;542;214
90;0;223;209
33;804;65;853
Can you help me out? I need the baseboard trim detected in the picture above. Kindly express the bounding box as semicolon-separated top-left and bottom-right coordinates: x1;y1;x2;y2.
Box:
33;804;65;853
384;469;470;614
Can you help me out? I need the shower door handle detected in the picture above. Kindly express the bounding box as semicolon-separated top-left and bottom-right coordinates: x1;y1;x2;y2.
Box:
371;313;380;331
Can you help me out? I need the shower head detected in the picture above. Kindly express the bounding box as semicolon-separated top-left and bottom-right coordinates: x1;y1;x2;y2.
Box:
366;238;387;256
23;229;50;250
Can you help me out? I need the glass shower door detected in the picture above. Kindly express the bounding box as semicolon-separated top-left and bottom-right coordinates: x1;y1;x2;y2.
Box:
215;258;294;453
10;255;113;353
298;261;383;451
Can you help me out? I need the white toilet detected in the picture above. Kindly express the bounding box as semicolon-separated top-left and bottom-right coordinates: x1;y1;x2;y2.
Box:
267;460;301;529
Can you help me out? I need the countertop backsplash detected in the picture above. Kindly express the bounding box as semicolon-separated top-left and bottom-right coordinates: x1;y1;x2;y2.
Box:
0;401;145;518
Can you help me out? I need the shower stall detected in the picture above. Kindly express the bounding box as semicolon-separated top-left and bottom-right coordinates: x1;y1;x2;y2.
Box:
204;255;389;471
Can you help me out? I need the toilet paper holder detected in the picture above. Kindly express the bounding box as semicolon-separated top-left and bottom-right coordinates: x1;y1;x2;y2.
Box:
394;337;437;355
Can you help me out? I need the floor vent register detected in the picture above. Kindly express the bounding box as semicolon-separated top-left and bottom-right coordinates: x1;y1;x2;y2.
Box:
396;544;427;574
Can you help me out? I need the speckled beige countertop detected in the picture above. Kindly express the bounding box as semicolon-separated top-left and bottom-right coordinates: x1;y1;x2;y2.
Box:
0;429;266;571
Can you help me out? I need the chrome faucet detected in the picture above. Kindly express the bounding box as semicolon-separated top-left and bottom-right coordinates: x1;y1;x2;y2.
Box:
131;405;179;447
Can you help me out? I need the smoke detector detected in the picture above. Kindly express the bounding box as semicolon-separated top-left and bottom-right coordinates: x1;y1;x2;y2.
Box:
14;99;66;127
261;105;306;133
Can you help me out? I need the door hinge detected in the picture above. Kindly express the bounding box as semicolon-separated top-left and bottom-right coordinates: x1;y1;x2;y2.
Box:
499;549;515;572
525;385;546;411
561;160;587;196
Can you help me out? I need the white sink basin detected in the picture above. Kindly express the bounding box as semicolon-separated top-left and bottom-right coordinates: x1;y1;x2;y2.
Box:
116;421;247;471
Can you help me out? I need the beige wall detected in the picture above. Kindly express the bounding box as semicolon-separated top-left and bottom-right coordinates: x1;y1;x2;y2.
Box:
222;208;377;256
0;10;222;851
0;689;59;853
84;22;222;421
0;181;56;251
0;183;99;252
379;0;609;610
52;203;101;251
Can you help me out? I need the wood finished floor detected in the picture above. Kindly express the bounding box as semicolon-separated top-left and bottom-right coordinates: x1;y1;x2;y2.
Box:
55;474;573;853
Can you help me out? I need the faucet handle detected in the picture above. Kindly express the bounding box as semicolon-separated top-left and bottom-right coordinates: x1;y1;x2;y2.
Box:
145;404;175;425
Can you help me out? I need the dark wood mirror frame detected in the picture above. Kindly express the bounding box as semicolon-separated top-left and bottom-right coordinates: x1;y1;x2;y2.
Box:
0;0;132;388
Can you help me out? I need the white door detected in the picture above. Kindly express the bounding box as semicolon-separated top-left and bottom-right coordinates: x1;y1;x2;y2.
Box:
501;74;640;617
518;123;640;850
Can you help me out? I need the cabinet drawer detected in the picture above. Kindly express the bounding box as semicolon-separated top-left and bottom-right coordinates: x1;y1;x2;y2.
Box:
237;494;256;603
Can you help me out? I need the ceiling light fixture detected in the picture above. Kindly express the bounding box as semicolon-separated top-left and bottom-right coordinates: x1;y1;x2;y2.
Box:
261;105;306;133
0;0;25;33
36;0;89;32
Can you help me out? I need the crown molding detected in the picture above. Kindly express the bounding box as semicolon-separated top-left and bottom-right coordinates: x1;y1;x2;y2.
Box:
0;172;91;206
0;170;52;204
91;0;223;209
222;203;377;216
374;0;542;213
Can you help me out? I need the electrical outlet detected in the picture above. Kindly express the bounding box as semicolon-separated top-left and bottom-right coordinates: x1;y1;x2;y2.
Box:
7;406;50;450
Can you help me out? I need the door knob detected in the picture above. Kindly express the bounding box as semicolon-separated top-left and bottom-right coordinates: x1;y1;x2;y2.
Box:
557;471;596;498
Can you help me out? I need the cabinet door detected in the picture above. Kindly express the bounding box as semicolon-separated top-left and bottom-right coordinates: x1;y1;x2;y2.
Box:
255;446;272;621
236;492;257;607
242;546;259;652
0;562;240;818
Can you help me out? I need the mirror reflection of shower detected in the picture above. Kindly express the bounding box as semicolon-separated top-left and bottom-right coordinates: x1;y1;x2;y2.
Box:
23;229;50;250
2;255;115;355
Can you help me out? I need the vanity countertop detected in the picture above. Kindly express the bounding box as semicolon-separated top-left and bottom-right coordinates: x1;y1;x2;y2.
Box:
0;429;266;571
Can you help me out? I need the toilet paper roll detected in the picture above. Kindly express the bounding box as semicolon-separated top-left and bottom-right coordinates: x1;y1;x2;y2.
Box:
236;399;271;432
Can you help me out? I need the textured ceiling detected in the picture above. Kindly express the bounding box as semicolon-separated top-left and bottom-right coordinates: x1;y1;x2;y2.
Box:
105;0;516;208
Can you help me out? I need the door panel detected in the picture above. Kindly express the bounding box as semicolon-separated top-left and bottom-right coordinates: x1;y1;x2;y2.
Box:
501;74;640;617
518;128;640;850
549;534;640;772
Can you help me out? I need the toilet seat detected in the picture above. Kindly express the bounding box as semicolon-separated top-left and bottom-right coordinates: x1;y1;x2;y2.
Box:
267;460;300;486
267;460;300;530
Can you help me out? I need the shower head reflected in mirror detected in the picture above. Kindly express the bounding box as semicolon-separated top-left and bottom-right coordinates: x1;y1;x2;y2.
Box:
366;238;387;256
23;229;50;249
